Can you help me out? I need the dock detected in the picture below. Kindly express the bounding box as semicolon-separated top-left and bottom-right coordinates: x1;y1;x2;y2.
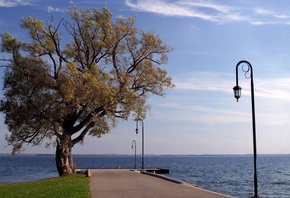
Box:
89;169;233;198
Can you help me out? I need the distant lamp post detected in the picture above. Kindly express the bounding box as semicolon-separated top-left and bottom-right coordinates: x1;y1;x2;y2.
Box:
233;60;259;198
131;140;137;169
135;118;144;170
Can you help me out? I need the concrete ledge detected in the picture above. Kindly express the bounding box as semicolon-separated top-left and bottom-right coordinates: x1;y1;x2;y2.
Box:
142;171;184;184
144;168;169;174
130;168;169;174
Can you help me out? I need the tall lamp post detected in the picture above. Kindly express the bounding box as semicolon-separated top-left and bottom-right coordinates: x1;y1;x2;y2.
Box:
135;119;144;170
233;60;259;198
131;140;137;169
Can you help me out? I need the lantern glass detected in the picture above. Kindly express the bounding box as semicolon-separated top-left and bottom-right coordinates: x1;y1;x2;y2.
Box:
233;85;242;101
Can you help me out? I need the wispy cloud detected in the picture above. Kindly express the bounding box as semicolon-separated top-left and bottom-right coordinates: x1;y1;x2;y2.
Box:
125;0;290;25
178;0;232;14
47;5;65;13
255;78;290;101
256;8;290;19
69;0;92;4
174;72;233;94
250;8;290;25
151;72;290;127
174;71;290;102
0;0;33;7
165;104;247;122
125;0;233;22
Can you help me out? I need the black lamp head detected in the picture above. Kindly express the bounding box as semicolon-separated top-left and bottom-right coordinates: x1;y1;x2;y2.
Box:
233;85;242;102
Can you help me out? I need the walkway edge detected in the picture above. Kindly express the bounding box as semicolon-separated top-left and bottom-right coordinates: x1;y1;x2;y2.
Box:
140;170;233;198
141;171;185;184
182;183;234;198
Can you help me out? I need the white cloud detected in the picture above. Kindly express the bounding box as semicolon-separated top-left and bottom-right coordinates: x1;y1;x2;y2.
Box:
178;0;233;13
125;0;290;25
174;72;233;94
256;8;290;19
148;71;290;128
47;5;65;13
125;0;233;22
126;0;199;17
0;0;33;7
174;71;290;102
254;78;290;101
153;94;250;124
158;102;180;108
69;0;92;4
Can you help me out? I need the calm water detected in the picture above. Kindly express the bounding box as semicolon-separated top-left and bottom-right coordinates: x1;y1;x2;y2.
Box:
0;155;290;197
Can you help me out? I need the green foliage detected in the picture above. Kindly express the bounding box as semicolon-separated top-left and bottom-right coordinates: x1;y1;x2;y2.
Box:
0;6;174;154
0;174;90;198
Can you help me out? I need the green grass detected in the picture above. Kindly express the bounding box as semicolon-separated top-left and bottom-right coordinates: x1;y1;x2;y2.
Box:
0;174;90;198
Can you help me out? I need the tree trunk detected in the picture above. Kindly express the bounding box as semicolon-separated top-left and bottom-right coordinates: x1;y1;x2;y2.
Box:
55;135;74;176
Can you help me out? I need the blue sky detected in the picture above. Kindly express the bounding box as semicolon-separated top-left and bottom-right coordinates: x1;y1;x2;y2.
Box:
1;0;290;155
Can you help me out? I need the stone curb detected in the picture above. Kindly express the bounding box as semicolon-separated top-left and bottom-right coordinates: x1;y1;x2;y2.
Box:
141;170;184;184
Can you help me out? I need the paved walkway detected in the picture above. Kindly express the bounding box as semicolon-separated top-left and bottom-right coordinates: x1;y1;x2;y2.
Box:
89;169;233;198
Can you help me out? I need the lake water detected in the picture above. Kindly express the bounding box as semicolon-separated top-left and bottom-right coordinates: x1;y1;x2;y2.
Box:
0;155;290;197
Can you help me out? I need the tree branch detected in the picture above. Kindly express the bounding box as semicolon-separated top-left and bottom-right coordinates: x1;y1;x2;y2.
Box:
71;106;104;134
72;121;95;145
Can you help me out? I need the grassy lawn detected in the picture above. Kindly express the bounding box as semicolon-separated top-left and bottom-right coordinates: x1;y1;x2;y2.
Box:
0;174;90;198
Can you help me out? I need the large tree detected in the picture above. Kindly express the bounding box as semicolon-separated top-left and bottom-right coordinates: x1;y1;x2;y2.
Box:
0;7;173;176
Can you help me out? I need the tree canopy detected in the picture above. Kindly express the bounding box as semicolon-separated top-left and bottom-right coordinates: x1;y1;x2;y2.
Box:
0;7;174;175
